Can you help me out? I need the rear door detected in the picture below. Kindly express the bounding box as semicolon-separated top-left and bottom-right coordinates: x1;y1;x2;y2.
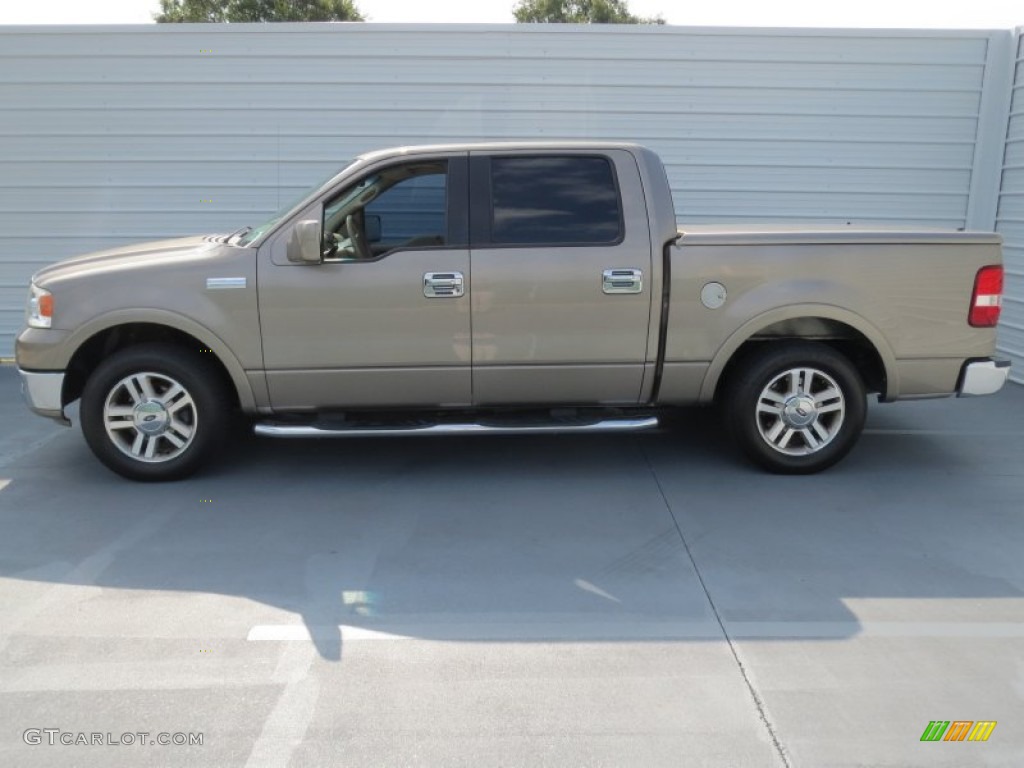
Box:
468;150;653;405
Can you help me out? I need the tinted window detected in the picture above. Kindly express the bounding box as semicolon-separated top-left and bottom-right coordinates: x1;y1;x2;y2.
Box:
322;161;447;260
490;156;622;245
366;172;446;248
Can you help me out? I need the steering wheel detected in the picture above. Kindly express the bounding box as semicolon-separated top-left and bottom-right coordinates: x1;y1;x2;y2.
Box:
346;214;372;260
321;231;338;260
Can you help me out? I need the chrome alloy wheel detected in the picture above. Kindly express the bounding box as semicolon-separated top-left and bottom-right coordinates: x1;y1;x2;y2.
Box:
755;367;846;456
102;372;197;463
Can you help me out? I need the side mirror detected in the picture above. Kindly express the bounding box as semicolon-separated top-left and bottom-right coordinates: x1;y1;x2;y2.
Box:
365;214;382;244
286;218;324;264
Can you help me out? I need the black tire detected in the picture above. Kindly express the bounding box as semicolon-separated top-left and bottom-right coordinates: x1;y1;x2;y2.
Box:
80;344;231;481
723;341;866;474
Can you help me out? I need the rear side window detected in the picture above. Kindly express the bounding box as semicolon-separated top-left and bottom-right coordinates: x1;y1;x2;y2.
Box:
489;156;622;245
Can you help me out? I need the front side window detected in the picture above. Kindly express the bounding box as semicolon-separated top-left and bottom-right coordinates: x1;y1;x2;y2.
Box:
323;161;448;260
490;156;622;245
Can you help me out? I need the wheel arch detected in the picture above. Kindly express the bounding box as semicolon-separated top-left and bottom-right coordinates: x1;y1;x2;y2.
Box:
703;305;898;404
61;311;255;412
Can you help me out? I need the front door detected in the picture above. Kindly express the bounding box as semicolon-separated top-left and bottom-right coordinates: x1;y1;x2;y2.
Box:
468;150;654;405
258;155;472;410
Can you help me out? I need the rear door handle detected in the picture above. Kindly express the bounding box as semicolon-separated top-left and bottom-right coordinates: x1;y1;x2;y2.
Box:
602;268;643;295
424;271;465;298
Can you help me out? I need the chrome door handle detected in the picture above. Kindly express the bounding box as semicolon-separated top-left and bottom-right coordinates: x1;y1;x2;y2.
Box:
602;268;643;295
423;271;465;298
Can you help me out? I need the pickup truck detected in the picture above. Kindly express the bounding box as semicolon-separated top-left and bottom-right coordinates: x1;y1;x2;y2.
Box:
16;141;1011;481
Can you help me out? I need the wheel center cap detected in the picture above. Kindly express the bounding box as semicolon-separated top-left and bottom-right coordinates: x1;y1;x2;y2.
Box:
133;400;169;435
783;395;817;427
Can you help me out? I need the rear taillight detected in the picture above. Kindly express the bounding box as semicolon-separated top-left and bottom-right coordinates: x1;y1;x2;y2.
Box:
969;265;1003;327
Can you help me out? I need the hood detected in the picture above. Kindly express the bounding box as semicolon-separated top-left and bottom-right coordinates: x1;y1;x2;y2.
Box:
32;235;224;286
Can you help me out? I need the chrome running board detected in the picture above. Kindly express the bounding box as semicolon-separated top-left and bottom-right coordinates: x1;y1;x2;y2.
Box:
254;416;659;438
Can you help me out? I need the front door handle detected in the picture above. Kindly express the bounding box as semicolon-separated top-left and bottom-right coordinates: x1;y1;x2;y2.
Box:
602;268;643;295
424;272;465;298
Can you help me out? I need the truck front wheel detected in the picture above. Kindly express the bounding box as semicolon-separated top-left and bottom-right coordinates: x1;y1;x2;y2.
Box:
724;342;866;474
80;344;229;481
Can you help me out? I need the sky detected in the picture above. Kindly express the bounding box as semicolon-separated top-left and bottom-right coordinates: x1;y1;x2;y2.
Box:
0;0;1020;28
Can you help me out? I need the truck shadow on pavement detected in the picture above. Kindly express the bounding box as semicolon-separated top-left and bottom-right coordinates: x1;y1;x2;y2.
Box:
2;376;1023;662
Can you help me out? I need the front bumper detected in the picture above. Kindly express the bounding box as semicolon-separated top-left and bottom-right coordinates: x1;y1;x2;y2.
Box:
957;358;1011;397
18;369;70;426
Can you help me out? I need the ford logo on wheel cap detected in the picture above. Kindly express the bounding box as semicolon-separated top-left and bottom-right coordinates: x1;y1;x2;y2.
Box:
133;401;169;434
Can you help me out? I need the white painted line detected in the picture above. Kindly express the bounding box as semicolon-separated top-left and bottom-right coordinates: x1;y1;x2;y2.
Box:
0;478;10;492
244;641;318;768
574;578;622;603
248;621;726;643
728;621;1024;639
0;660;266;693
0;510;174;658
247;621;1024;643
271;639;317;685
248;625;414;642
0;429;66;470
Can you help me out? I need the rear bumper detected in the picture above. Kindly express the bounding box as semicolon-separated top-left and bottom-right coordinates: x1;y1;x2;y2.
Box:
18;368;70;425
957;358;1011;397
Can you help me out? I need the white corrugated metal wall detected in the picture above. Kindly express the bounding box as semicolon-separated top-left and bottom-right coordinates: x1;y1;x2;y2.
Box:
996;29;1024;383
0;23;1017;358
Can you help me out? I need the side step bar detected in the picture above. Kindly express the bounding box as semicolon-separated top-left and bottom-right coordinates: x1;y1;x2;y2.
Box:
254;416;659;438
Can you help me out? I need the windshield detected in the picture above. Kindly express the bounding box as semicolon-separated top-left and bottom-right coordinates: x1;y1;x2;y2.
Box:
233;162;355;247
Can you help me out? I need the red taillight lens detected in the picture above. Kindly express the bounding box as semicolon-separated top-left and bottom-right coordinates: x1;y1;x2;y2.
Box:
969;265;1003;327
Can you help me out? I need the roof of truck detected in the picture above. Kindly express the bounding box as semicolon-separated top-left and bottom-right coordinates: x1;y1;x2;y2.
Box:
355;141;648;162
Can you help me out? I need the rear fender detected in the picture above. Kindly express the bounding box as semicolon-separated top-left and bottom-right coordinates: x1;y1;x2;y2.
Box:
700;303;898;402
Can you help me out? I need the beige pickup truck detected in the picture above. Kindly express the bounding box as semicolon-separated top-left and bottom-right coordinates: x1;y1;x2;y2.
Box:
16;142;1010;480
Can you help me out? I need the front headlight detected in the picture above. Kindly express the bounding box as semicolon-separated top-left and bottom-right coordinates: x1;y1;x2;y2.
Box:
26;283;53;329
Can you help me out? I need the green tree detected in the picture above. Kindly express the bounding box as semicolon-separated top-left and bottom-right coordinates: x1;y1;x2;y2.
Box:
155;0;364;23
513;0;664;24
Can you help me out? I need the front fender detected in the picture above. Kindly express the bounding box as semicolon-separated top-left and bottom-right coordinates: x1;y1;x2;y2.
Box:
27;308;258;412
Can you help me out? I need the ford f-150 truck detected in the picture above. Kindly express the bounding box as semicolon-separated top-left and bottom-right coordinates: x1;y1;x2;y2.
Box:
16;142;1011;481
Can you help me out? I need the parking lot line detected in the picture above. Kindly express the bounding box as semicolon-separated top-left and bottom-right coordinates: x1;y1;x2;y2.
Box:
246;620;726;643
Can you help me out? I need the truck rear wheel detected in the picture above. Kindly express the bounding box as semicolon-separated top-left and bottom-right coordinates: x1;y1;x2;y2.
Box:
723;342;866;474
80;344;230;481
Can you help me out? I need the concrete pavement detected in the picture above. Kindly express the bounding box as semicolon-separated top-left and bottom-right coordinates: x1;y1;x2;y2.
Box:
1;364;1021;767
